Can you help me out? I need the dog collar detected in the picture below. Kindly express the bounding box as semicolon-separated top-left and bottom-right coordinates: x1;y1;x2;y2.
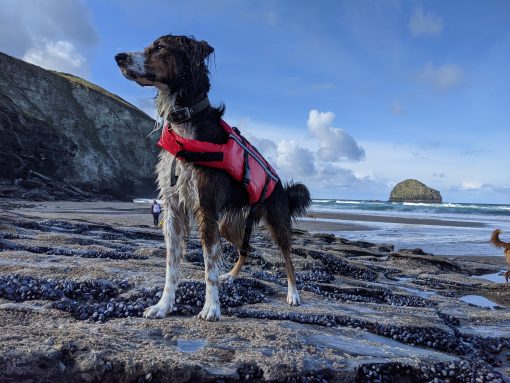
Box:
167;96;210;124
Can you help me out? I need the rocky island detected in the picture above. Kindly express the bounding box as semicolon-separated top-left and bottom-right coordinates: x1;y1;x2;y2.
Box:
389;179;442;204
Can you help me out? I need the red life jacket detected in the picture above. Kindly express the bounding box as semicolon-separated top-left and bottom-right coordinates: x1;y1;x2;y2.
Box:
158;119;279;204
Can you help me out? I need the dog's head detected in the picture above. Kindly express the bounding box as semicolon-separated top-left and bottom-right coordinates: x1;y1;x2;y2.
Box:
114;35;214;89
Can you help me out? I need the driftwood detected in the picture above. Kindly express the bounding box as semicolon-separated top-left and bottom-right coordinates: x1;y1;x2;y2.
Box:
28;170;53;182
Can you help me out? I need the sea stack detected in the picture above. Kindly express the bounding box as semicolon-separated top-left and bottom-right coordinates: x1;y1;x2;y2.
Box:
389;179;442;203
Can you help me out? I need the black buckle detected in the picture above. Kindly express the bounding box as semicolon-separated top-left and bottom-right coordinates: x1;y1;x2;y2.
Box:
169;107;191;123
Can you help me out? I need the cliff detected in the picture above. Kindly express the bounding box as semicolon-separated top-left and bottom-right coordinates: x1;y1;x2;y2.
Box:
389;179;442;203
0;52;159;200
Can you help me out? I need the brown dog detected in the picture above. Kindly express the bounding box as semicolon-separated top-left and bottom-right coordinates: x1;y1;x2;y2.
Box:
490;229;510;283
115;35;311;321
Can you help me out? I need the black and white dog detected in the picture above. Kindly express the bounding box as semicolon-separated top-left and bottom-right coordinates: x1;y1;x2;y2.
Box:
115;35;311;321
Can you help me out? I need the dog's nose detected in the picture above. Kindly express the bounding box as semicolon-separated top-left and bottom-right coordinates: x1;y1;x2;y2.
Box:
115;53;128;64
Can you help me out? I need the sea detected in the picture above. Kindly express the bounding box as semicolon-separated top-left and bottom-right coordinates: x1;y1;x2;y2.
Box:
134;198;510;257
309;200;510;257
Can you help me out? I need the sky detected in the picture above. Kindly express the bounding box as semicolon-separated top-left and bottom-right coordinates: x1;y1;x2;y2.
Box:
1;0;509;203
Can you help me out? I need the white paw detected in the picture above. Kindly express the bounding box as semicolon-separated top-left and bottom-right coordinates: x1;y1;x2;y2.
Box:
143;302;173;319
219;273;234;283
197;303;221;321
287;290;301;306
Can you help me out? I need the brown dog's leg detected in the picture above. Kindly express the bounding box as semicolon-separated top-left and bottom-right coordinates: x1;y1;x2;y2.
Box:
224;252;247;279
219;222;244;280
505;270;510;284
266;212;300;305
196;206;221;321
219;208;252;281
144;195;187;318
220;207;257;280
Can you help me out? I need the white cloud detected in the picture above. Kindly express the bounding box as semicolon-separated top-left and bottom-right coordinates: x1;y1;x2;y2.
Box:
275;140;315;177
233;111;380;198
343;139;510;202
461;181;482;190
231;113;509;202
245;134;278;159
23;40;87;76
307;110;365;162
237;113;509;202
0;0;97;77
408;8;443;37
418;63;463;90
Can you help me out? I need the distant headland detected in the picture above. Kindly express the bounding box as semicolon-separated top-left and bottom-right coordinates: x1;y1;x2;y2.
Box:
389;179;442;203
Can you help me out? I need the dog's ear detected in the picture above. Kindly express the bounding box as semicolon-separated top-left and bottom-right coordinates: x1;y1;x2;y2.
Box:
190;39;214;68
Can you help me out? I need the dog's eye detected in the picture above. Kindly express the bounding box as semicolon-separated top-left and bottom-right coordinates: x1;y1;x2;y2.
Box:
155;45;164;52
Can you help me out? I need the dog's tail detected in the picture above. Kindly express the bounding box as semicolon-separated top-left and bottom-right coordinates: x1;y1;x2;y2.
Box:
490;229;510;250
285;182;312;219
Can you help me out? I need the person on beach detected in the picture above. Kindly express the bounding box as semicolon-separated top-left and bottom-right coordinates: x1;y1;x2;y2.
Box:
151;200;161;227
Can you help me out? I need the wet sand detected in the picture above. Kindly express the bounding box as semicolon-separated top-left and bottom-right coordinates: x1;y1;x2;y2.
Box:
10;201;486;232
308;211;486;228
294;219;373;232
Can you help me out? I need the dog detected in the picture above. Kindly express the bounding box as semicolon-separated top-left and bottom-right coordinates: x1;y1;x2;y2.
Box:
490;229;510;284
115;35;311;321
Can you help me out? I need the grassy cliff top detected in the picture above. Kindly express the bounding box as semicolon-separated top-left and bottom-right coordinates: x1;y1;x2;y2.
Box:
53;71;149;117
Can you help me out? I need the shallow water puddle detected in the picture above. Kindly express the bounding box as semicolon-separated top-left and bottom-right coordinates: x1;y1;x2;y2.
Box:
473;270;507;284
399;286;436;298
460;295;499;308
394;277;436;298
176;339;206;353
304;333;457;362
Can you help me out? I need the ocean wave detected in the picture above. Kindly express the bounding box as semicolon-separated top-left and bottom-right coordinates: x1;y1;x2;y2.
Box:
398;202;510;212
335;200;361;204
440;203;510;211
402;202;441;207
133;198;161;204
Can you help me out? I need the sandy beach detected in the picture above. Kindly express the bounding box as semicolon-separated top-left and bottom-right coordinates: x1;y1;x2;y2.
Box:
8;200;487;231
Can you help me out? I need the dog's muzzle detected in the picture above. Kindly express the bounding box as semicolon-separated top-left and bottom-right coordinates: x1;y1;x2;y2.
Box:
114;52;128;65
115;52;155;86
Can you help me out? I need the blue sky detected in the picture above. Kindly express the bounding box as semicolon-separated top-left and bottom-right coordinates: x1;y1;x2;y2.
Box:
1;0;509;203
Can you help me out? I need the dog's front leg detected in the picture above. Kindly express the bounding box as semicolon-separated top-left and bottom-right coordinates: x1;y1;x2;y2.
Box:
196;207;221;321
144;198;186;319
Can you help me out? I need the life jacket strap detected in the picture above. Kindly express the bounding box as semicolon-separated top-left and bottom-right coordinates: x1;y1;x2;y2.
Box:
170;156;178;187
176;150;223;162
169;150;224;187
239;136;251;188
259;176;270;204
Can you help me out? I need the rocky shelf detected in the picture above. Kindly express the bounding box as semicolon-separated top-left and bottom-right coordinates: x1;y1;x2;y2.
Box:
0;200;509;383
